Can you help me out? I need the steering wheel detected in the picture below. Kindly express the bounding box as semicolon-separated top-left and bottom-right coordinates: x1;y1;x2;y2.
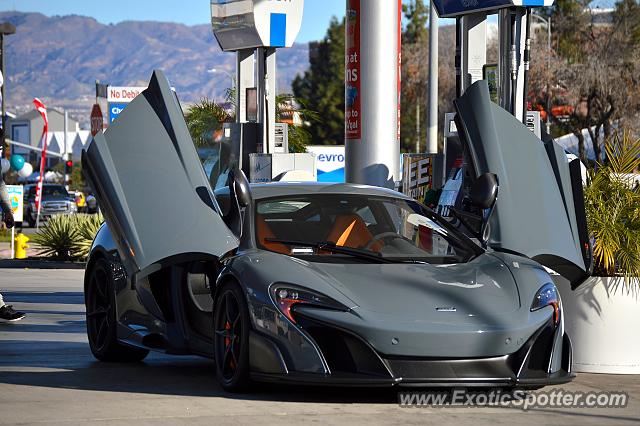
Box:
365;232;414;250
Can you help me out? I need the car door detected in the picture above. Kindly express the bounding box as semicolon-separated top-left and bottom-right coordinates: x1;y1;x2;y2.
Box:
82;70;239;279
454;81;592;288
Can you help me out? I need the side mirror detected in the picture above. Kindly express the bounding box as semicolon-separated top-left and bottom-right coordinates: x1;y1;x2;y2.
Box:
230;168;252;208
471;173;498;210
224;168;252;238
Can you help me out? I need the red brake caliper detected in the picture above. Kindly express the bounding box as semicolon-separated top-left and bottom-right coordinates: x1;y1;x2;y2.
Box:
224;321;236;370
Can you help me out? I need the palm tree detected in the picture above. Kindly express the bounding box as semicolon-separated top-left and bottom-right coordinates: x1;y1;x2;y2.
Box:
184;99;231;147
275;93;319;153
585;130;640;284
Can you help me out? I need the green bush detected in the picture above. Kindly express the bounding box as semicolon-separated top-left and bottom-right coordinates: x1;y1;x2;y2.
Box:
72;213;104;260
33;214;104;261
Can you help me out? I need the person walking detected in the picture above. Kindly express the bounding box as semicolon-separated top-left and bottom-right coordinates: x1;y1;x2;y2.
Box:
0;171;26;322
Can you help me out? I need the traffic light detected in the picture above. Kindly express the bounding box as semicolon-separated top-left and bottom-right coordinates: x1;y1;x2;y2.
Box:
65;160;73;175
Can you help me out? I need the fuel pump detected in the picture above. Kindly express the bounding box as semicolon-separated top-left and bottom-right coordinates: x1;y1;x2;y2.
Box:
432;0;554;215
210;0;305;183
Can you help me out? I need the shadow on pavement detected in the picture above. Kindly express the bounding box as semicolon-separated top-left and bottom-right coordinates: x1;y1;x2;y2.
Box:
0;339;397;403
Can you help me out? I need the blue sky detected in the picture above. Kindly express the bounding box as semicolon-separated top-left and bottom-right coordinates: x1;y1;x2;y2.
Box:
0;0;346;43
0;0;616;42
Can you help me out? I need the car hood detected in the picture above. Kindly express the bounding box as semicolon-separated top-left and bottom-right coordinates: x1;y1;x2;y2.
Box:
301;254;521;325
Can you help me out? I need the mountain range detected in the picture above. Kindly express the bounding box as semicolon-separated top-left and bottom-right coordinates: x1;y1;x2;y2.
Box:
0;11;310;128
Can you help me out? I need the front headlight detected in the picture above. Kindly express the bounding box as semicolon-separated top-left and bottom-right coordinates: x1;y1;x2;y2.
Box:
531;282;560;326
270;284;349;325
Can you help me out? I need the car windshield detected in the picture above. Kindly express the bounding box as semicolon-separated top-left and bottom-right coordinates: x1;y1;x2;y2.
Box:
42;186;70;198
255;194;482;264
28;186;70;199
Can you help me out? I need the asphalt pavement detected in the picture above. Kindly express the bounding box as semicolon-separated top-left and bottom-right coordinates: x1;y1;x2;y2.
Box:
0;269;639;425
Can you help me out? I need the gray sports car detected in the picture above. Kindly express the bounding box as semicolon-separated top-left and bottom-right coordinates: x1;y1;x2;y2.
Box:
82;71;591;391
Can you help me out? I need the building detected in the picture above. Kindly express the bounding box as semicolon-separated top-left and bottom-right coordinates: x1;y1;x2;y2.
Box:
6;108;90;167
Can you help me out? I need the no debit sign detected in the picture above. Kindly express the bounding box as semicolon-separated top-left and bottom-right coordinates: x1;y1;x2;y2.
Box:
107;86;146;123
107;86;146;103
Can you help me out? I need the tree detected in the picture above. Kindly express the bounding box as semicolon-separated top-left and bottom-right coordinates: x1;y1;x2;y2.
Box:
292;18;346;145
401;0;430;152
184;99;231;147
550;0;591;62
403;0;429;45
275;94;320;153
527;0;640;163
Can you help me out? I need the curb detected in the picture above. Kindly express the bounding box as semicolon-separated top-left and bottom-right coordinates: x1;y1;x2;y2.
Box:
0;259;86;270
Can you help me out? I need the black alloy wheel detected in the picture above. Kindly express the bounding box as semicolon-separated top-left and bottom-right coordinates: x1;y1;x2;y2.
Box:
213;282;251;391
86;258;149;362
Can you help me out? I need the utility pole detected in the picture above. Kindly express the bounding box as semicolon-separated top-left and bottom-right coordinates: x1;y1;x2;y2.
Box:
63;110;69;191
0;22;16;160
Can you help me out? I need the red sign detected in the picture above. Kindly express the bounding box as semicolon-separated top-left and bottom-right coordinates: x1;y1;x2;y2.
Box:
90;104;104;137
345;0;361;140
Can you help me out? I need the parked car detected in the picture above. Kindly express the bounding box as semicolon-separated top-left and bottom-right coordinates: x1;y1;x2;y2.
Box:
23;184;77;227
82;71;591;392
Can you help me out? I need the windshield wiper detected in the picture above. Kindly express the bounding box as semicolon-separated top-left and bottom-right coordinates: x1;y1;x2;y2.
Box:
265;238;394;263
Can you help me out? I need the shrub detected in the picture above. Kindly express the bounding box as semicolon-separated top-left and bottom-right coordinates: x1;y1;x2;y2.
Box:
32;215;78;260
72;214;104;260
33;214;104;261
585;131;640;285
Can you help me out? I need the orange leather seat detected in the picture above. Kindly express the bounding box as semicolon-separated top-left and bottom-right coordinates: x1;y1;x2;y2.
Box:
326;214;381;251
256;215;290;255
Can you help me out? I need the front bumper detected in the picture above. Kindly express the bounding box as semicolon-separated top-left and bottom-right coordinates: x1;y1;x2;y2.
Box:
249;315;574;389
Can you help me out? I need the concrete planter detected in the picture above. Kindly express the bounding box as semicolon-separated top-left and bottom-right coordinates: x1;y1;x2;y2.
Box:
555;275;640;374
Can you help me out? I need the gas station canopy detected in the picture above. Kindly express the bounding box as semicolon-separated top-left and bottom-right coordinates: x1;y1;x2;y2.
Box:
433;0;554;18
211;0;304;52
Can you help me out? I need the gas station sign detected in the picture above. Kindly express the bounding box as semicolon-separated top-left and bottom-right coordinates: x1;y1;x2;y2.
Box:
107;86;146;124
107;86;146;103
345;0;361;140
211;0;305;51
109;103;128;124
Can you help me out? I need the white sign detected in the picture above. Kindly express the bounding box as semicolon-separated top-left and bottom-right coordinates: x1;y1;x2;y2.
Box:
306;145;345;183
107;86;147;103
6;185;23;222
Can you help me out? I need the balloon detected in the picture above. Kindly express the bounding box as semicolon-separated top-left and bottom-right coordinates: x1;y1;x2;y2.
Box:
18;162;33;178
10;155;25;171
0;158;9;174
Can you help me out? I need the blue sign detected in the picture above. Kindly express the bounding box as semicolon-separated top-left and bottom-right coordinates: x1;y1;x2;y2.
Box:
270;13;287;47
109;103;128;123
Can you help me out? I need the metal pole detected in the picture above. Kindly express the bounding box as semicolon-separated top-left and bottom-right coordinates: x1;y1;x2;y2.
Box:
415;103;420;153
1;33;5;159
236;49;256;123
0;23;16;160
63;110;68;191
522;9;531;123
345;0;400;188
531;13;552;134
547;16;551;134
427;1;439;154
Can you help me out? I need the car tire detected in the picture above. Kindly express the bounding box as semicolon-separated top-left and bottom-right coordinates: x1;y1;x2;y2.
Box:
85;258;149;362
213;281;252;392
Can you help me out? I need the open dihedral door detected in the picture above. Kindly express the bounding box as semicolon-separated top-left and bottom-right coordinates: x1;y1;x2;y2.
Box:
454;81;592;288
83;70;239;279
